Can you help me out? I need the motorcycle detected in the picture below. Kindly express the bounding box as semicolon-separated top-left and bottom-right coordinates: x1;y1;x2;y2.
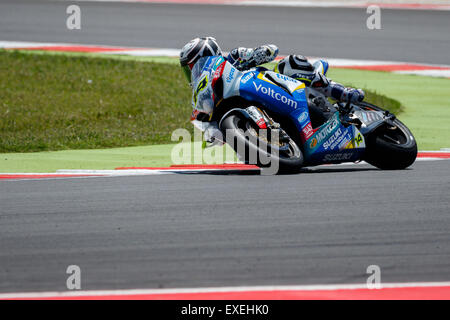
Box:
190;55;417;173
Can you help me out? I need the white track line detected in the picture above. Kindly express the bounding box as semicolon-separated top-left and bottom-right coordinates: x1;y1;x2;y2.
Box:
395;69;450;78
239;1;450;10
1;155;448;180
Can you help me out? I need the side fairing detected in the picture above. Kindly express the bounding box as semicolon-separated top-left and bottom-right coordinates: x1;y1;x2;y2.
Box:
304;112;366;164
238;69;308;115
237;69;314;141
221;62;242;99
191;56;226;115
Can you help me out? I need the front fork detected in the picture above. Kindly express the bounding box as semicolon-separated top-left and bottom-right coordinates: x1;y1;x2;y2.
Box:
219;106;291;148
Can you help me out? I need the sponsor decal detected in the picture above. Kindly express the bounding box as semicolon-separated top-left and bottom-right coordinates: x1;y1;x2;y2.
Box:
246;106;267;129
322;128;352;151
313;117;339;146
226;67;236;83
241;72;253;84
203;57;214;72
258;71;305;94
323;153;353;162
213;57;224;68
339;136;352;150
212;62;225;84
253;82;298;108
302;122;313;140
196;75;208;93
274;72;298;83
323;128;342;149
310;137;318;148
355;133;363;147
298;111;309;124
194;75;208;104
343;139;355;150
256;119;267;129
343;131;364;150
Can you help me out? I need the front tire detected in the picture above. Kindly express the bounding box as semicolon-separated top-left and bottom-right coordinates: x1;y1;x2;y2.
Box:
360;103;417;170
220;113;304;173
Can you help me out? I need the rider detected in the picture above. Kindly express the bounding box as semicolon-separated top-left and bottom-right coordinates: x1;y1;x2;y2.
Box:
180;37;365;140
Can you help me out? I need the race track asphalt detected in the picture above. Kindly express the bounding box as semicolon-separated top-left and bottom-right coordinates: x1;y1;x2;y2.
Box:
1;161;449;293
1;0;450;293
0;0;449;64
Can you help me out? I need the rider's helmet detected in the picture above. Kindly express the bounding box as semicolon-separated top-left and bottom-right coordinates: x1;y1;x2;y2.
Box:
274;55;315;78
180;37;222;84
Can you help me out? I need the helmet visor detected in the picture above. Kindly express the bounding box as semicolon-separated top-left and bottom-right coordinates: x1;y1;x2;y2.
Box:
182;64;192;84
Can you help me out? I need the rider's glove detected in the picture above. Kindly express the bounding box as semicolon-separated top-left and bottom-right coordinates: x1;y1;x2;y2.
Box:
252;44;279;66
229;44;278;71
323;83;365;103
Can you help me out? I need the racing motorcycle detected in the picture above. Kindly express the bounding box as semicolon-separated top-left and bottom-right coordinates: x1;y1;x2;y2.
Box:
191;55;417;173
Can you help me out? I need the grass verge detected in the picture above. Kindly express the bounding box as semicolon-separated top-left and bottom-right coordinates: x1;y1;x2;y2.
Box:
0;142;238;173
0;144;175;172
0;50;192;153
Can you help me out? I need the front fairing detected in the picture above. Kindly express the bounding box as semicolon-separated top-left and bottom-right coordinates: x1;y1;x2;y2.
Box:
191;56;226;115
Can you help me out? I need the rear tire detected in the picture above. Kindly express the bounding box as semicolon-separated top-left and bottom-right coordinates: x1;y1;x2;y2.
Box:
220;114;304;174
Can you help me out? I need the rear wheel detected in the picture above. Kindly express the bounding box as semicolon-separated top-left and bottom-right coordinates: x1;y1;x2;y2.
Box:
220;113;304;173
359;102;417;170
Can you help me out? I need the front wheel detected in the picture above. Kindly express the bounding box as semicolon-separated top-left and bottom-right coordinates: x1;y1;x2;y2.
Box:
360;103;418;170
220;113;304;173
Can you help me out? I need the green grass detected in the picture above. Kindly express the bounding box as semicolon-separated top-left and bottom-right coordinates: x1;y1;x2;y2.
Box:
0;50;192;153
13;49;180;65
